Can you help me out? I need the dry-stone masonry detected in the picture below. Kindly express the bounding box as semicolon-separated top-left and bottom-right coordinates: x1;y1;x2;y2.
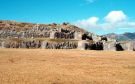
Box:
0;20;135;51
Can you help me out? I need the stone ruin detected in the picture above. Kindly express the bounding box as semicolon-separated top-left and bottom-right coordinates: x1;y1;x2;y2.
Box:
0;20;135;51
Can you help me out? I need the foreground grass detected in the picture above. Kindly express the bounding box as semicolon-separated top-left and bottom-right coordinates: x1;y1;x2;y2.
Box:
0;49;135;84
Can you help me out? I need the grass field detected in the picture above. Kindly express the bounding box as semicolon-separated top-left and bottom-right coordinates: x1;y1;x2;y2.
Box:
0;49;135;84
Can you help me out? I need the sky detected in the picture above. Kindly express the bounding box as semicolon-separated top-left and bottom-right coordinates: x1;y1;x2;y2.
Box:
0;0;135;35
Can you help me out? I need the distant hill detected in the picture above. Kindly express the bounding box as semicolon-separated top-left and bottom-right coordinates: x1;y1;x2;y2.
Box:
104;32;135;41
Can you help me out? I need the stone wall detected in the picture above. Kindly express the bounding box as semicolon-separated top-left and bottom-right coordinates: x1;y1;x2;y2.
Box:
0;21;135;51
0;27;75;39
78;41;103;50
0;40;77;49
42;41;77;49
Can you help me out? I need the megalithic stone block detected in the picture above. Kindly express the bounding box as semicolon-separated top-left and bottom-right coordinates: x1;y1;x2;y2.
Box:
92;34;101;42
120;42;133;51
21;32;25;38
50;31;55;39
42;41;47;49
133;41;135;51
128;42;133;50
58;28;61;32
103;42;116;51
131;41;135;51
107;38;116;42
1;41;5;48
0;42;1;48
74;32;82;40
78;40;88;50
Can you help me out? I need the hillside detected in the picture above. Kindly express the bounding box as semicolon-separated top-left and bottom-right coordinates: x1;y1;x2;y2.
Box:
0;20;85;32
1;20;135;51
104;32;135;41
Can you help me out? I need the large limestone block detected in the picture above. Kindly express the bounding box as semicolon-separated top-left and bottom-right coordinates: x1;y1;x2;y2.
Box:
103;42;116;51
50;31;55;39
1;42;5;48
42;41;47;49
92;35;101;42
133;41;135;50
0;42;2;48
74;32;82;40
57;28;61;32
131;41;135;51
120;42;133;51
21;32;25;38
107;38;116;42
117;41;135;51
78;40;89;50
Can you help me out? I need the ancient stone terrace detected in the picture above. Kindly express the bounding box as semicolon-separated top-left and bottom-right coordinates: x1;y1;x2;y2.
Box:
0;27;75;39
0;21;82;39
0;20;135;51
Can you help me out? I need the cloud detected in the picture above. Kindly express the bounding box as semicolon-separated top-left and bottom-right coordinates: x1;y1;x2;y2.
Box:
105;11;127;23
76;17;101;31
74;10;135;33
77;17;98;26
